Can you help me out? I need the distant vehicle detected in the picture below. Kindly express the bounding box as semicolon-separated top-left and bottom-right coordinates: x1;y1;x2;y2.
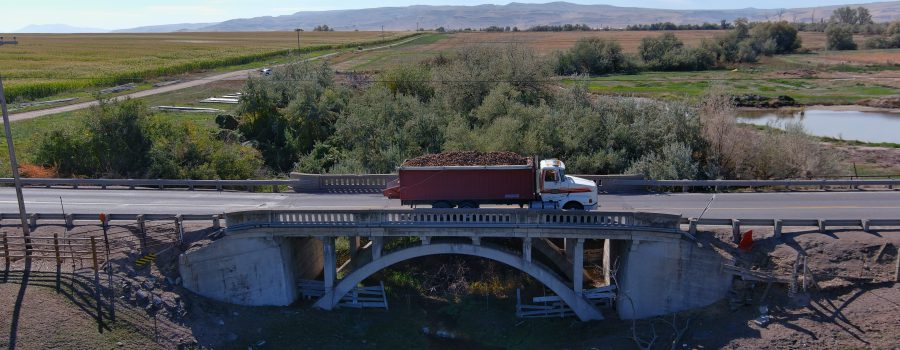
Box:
260;68;272;75
383;157;598;210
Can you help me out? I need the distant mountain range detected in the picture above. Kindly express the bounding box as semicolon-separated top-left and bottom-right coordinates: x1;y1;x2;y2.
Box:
16;23;109;33
14;1;900;33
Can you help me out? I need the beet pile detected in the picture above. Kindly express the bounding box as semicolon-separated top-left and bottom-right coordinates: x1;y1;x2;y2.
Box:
403;151;529;167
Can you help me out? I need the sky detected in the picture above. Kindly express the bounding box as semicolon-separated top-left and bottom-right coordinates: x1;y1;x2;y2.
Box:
2;0;885;32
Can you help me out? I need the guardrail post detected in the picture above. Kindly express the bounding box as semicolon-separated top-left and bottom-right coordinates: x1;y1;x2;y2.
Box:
522;237;532;262
862;219;870;233
28;213;37;230
681;185;688;193
818;219;826;233
175;215;184;246
688;218;698;235
731;219;741;243
136;215;147;253
774;219;783;240
894;253;899;283
212;215;221;229
65;214;74;230
272;184;280;193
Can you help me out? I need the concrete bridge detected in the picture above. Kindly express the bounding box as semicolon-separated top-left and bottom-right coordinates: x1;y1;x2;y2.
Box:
179;209;733;321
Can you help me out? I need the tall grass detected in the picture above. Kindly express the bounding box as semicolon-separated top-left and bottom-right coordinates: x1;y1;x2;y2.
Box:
3;33;422;102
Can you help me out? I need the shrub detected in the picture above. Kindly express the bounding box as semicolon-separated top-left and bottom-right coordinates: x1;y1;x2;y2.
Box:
638;33;716;71
555;37;637;75
749;21;801;54
381;65;434;101
826;24;858;50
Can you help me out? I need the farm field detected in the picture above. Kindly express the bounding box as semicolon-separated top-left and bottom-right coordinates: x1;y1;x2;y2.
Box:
0;31;413;102
333;31;838;71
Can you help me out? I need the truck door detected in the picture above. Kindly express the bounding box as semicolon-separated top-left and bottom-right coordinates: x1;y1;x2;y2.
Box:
541;168;563;195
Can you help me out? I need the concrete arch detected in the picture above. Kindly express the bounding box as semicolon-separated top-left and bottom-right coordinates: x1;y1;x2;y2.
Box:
313;242;604;321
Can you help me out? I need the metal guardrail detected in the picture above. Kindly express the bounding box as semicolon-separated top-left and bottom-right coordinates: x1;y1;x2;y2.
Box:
0;178;293;192
604;179;899;192
1;175;898;193
681;216;900;239
0;212;223;229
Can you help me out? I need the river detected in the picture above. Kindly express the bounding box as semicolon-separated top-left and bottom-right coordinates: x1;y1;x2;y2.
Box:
737;108;900;144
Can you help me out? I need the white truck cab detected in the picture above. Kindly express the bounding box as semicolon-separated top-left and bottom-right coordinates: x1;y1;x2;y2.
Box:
534;159;598;210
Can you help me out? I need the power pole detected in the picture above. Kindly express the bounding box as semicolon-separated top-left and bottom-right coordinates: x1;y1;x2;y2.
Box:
294;28;302;58
0;76;31;250
381;25;384;41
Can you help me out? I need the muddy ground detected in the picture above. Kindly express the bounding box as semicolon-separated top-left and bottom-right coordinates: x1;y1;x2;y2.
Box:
0;221;898;349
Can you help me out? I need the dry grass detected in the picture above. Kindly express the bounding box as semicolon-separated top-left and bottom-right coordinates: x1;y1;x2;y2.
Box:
0;31;411;101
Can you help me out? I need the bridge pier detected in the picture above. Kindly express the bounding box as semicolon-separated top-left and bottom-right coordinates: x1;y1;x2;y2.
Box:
573;238;584;296
322;237;337;302
522;237;532;262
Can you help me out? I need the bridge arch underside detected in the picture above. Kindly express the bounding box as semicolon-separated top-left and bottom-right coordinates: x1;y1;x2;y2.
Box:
312;242;606;321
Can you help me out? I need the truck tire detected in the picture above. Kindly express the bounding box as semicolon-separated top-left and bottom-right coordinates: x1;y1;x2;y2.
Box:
432;201;454;208
562;201;584;211
458;201;479;209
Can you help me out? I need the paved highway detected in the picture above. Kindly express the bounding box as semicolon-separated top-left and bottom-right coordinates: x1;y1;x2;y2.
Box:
1;188;899;219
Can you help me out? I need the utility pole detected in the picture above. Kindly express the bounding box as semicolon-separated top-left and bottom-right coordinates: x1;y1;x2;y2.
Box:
294;28;302;58
0;76;31;251
381;25;385;41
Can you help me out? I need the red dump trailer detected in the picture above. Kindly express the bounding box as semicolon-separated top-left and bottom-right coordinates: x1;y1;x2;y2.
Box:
383;156;598;210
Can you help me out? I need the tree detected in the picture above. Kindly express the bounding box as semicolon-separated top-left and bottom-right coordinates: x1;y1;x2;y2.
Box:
826;23;857;50
556;37;637;75
830;6;873;26
749;21;801;54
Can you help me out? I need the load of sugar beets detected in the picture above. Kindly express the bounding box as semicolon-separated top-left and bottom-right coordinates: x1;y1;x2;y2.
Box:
385;152;599;210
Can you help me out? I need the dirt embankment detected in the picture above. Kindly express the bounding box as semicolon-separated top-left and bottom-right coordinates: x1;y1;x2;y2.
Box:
1;221;899;349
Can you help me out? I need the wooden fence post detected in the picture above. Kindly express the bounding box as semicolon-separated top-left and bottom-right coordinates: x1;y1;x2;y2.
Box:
2;233;8;279
90;237;104;332
175;215;184;246
137;215;147;254
54;233;61;292
99;214;115;322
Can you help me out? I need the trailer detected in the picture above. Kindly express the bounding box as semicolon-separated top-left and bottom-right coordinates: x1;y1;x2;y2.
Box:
383;156;598;210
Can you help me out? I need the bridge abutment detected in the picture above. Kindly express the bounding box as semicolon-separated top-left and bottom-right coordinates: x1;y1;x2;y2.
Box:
615;238;731;319
179;236;323;306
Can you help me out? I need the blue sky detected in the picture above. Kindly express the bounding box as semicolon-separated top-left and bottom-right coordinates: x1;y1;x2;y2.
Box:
3;0;883;32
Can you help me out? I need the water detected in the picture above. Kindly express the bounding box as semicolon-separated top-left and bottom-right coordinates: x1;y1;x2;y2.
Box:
737;109;900;144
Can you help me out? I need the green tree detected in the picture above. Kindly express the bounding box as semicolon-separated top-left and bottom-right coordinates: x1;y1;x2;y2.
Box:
749;21;801;54
826;24;858;50
555;37;637;75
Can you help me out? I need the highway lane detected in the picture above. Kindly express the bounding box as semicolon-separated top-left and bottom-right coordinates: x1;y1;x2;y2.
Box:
1;188;899;219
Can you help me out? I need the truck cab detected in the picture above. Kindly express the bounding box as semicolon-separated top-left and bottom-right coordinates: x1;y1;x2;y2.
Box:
535;159;598;210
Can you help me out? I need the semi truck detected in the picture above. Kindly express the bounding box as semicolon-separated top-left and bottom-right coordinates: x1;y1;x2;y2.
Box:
383;157;598;210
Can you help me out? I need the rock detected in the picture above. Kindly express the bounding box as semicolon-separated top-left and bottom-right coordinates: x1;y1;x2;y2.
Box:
256;340;266;346
117;341;124;347
135;290;150;305
218;319;225;326
233;311;240;316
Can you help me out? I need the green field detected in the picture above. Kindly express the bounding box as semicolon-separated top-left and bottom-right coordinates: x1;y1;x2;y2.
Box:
0;31;416;102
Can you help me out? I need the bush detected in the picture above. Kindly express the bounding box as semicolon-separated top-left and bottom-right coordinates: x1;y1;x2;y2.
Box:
381;65;434;101
638;33;716;71
626;143;699;180
826;24;858;50
749;21;801;54
35;99;264;179
555;37;637;75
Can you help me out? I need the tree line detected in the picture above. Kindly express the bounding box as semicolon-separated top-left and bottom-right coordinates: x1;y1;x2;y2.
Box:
32;45;838;180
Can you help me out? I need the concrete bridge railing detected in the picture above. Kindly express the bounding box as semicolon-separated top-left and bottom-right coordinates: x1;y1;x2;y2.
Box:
223;209;683;233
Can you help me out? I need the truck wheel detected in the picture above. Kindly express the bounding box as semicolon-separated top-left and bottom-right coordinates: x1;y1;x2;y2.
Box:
432;201;454;209
562;202;584;211
458;201;479;209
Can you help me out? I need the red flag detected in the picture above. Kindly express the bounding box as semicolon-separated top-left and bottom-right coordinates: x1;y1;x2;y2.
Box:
738;230;754;252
